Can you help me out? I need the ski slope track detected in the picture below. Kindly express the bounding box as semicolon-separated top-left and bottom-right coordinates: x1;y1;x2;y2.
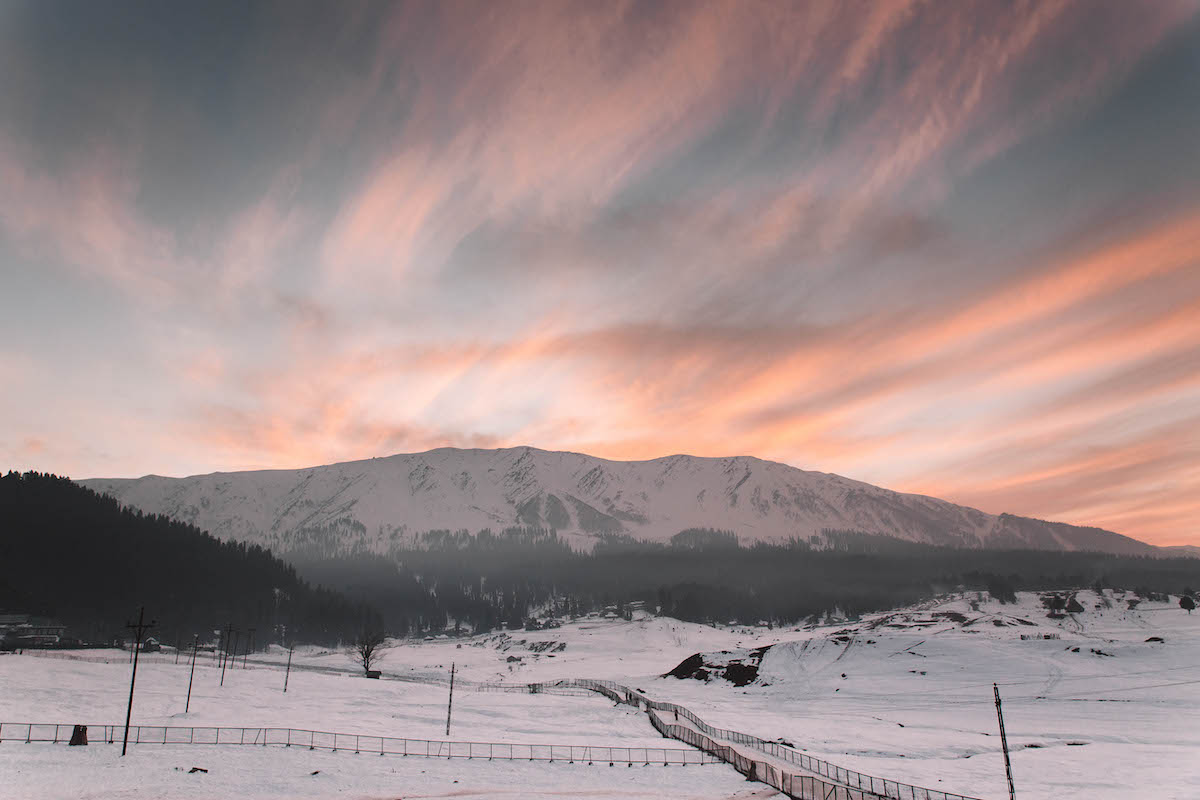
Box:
81;446;1162;555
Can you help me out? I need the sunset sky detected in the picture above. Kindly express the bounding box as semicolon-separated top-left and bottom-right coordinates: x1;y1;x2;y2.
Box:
2;1;1199;546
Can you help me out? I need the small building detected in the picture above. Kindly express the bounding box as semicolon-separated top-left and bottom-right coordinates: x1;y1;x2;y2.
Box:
0;614;67;647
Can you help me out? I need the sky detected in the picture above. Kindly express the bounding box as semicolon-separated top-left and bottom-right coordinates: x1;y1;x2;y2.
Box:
2;1;1199;547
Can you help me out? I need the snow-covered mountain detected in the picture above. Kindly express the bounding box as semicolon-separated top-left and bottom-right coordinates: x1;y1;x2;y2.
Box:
80;446;1159;557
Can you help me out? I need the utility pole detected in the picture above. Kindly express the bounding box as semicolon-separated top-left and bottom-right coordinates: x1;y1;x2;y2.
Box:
219;623;233;687
122;607;154;757
445;662;456;736
185;635;199;713
243;628;255;668
283;645;294;693
994;683;1016;800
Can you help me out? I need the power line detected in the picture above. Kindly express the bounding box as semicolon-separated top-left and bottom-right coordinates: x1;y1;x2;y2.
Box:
1054;677;1200;698
782;672;1200;714
834;663;1200;701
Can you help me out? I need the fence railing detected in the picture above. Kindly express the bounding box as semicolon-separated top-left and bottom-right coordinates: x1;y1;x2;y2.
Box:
647;707;891;800
17;651;191;666
0;721;716;766
522;679;983;800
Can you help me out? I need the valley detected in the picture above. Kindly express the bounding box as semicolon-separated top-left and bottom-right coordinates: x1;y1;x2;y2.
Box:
3;590;1196;799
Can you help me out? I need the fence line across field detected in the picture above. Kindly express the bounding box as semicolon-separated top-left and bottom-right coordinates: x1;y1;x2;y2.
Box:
648;707;886;800
532;679;985;800
17;649;453;683
0;721;717;766
10;651;984;799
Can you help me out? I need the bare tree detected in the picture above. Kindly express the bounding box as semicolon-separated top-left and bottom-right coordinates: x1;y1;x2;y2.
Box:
350;627;389;674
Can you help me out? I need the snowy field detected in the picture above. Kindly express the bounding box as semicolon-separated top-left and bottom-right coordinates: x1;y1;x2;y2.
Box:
0;744;770;800
652;591;1200;800
0;648;744;799
1;590;1197;799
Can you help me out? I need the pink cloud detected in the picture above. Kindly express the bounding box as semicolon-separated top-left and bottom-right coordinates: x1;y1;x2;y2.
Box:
6;1;1199;548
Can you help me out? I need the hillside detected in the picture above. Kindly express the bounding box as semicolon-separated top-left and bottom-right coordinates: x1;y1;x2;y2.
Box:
651;590;1200;800
82;446;1160;557
0;471;374;644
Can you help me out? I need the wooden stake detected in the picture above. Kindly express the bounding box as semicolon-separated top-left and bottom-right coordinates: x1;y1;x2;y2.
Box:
283;646;293;693
185;635;198;713
445;663;456;736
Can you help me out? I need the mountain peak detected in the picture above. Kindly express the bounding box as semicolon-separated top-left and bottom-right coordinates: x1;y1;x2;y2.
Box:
81;447;1160;558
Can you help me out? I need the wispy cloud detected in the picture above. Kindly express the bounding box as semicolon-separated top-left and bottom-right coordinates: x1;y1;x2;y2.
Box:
2;1;1199;544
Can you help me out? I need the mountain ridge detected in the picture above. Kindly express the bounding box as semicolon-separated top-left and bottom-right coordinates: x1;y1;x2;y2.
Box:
80;445;1162;557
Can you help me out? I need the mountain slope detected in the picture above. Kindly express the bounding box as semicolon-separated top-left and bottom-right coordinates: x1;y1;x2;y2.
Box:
1;471;374;643
81;446;1159;556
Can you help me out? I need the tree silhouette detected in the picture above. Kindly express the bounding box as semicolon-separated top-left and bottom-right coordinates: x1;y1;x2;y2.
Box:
350;627;389;674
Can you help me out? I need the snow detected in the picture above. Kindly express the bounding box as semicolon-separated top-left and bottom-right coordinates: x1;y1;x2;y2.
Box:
0;647;746;799
79;446;1154;552
2;591;1197;799
1;745;765;800
0;650;669;748
652;591;1200;800
353;615;754;685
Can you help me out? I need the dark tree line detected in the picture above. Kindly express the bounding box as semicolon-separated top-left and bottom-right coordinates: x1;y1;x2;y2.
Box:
0;471;377;646
10;470;1197;643
300;527;1200;634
